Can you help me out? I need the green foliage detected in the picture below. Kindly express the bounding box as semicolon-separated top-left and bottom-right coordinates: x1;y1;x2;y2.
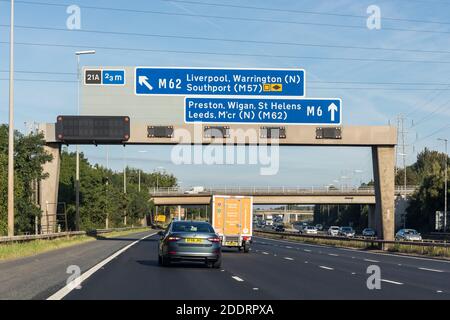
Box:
58;149;177;230
0;125;53;235
406;148;449;232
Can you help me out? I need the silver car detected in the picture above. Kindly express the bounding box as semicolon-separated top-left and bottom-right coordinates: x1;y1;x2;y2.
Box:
158;221;222;268
395;229;422;241
338;227;355;238
362;228;376;237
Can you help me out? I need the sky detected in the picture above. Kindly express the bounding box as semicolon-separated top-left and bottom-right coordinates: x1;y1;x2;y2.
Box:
0;0;449;189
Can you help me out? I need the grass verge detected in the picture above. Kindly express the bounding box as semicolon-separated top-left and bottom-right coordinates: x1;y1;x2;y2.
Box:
0;227;151;261
255;231;450;258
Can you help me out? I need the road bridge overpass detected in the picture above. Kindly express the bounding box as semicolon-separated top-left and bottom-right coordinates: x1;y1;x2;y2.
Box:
149;186;416;206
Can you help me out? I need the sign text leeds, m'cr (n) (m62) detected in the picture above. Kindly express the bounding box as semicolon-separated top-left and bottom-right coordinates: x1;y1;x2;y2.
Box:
185;97;341;125
135;67;305;96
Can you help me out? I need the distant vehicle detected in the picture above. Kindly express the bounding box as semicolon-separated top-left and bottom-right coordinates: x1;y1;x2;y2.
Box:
302;226;318;235
158;220;221;268
184;186;205;194
327;226;340;236
294;222;309;232
274;225;285;232
395;229;422;241
362;228;376;237
315;224;324;231
338;227;355;238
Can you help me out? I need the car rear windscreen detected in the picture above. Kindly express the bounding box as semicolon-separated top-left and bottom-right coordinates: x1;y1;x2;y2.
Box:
172;222;215;233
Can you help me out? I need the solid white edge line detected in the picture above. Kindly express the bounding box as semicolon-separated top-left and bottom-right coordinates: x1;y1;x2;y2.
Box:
47;232;156;300
381;279;403;285
364;259;380;263
232;276;244;282
284;257;294;260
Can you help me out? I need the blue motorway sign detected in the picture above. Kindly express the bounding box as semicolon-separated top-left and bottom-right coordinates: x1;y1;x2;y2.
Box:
135;67;304;96
185;97;341;125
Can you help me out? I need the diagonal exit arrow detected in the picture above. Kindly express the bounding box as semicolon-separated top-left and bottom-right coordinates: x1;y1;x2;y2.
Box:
138;76;153;91
328;102;338;122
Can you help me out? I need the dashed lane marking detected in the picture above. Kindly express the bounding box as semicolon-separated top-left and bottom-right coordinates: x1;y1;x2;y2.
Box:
381;279;403;285
232;276;244;282
418;267;444;273
319;266;334;270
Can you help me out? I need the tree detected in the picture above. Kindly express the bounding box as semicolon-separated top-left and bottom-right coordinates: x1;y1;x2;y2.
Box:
0;125;53;235
57;150;177;230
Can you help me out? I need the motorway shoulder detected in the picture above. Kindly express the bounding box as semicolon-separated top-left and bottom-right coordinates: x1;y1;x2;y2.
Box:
0;230;157;300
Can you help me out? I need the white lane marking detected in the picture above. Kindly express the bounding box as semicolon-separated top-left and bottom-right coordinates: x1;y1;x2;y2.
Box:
285;246;292;249
262;251;269;255
419;267;444;273
381;279;403;285
232;276;244;282
364;259;380;263
351;272;356;275
221;270;225;272
319;266;334;270
284;257;294;261
47;231;157;300
328;253;339;257
437;290;443;293
304;261;309;264
274;254;277;257
304;249;311;252
255;236;450;265
253;288;259;291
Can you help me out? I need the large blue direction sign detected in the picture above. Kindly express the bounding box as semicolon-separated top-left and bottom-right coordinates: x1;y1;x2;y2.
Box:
135;67;305;96
185;97;341;125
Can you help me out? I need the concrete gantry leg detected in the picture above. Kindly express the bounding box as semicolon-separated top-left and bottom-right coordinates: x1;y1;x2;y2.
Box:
372;146;395;241
39;143;61;234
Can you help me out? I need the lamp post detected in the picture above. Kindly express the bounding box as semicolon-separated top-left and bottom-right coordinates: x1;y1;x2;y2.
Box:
438;138;448;232
74;50;95;230
7;0;15;236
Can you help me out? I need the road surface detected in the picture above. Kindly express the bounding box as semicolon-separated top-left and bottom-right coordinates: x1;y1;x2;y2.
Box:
61;231;450;300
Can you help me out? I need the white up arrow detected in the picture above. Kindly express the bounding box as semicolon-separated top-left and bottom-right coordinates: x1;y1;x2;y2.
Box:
328;102;338;122
138;76;153;91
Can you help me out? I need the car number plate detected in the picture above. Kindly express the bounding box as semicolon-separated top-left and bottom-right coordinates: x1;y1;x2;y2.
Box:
225;241;239;246
185;238;202;243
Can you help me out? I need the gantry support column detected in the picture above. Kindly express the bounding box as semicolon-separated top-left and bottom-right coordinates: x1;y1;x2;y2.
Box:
372;146;395;241
39;143;61;234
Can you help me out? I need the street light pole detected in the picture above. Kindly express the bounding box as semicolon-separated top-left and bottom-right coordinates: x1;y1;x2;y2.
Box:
74;50;95;231
438;138;448;231
7;0;15;237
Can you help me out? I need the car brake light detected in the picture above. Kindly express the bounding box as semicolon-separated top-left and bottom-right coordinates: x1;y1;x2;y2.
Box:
208;237;221;243
242;236;251;241
168;236;181;242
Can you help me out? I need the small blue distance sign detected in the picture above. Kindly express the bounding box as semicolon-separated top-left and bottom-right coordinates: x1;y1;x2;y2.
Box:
102;70;125;85
185;97;341;125
135;67;305;96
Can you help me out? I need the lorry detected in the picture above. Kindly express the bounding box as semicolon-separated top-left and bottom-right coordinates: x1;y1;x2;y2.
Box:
212;195;253;253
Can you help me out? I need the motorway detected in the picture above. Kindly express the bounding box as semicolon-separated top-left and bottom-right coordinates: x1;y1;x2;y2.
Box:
60;231;450;300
